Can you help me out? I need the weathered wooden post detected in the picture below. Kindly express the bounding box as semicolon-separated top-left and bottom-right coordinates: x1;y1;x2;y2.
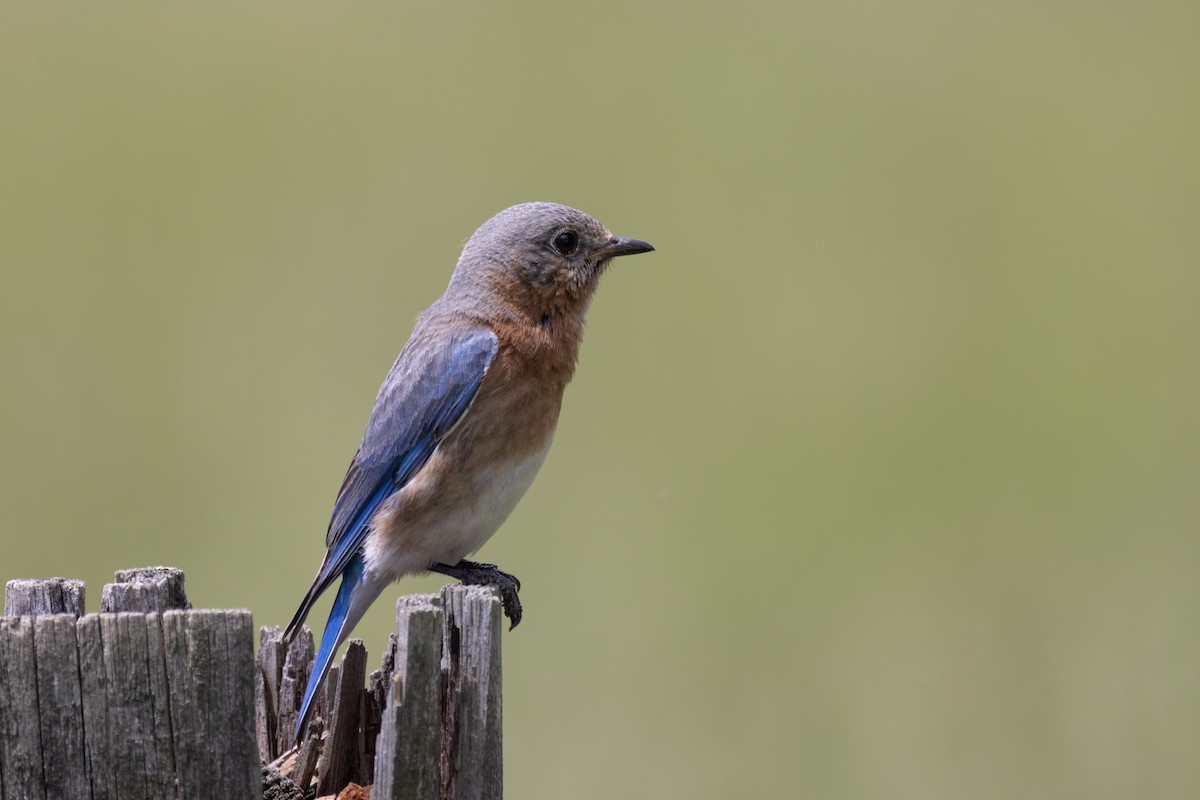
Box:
4;570;506;798
374;585;504;800
374;594;443;798
1;576;91;799
0;569;259;800
4;577;85;617
261;584;505;799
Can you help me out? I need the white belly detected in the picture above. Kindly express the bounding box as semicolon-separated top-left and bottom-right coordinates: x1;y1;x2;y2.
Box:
362;440;551;580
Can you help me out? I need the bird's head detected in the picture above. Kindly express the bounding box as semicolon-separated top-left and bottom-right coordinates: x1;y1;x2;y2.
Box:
449;202;654;322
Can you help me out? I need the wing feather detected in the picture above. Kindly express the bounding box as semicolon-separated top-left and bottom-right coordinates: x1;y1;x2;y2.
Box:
286;326;498;637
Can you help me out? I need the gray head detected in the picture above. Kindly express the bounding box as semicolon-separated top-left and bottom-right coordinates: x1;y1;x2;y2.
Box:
447;202;653;320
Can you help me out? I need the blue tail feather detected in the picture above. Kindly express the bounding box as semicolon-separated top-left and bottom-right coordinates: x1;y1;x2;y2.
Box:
295;551;365;742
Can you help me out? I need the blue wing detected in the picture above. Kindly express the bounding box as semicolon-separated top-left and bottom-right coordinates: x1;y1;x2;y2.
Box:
284;325;498;643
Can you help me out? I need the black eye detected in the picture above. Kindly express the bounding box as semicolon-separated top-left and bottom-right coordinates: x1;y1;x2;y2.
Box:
551;230;579;256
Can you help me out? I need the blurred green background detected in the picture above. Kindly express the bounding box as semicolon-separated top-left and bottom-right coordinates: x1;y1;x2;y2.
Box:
3;2;1198;797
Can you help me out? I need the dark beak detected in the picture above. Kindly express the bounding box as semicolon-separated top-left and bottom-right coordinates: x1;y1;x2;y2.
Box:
593;236;655;260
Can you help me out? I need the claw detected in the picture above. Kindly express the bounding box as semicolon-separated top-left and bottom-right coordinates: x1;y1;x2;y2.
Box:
429;559;523;628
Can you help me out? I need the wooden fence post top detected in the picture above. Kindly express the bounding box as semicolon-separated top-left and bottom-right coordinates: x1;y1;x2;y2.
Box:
3;570;507;799
4;577;86;617
101;565;191;612
2;567;259;800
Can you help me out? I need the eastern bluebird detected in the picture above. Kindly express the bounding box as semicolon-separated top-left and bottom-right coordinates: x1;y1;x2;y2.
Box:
283;202;653;740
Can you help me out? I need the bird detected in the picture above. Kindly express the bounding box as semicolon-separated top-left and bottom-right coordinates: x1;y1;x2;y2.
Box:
283;202;653;741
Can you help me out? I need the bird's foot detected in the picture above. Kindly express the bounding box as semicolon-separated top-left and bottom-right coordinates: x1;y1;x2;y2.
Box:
429;559;523;629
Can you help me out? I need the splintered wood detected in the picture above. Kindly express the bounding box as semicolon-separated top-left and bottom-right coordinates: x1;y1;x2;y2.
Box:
262;585;504;800
1;572;504;799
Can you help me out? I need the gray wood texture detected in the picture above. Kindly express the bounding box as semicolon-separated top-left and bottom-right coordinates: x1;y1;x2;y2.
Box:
2;570;507;799
0;616;44;800
76;613;114;800
34;615;88;799
99;612;177;800
291;721;322;789
370;586;504;799
100;566;190;613
258;586;506;799
439;585;504;800
257;625;287;761
163;609;259;800
374;594;444;800
278;625;314;753
1;570;257;800
317;639;368;795
5;577;85;617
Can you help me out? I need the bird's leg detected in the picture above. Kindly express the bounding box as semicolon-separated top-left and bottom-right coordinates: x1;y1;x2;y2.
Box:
429;559;523;629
